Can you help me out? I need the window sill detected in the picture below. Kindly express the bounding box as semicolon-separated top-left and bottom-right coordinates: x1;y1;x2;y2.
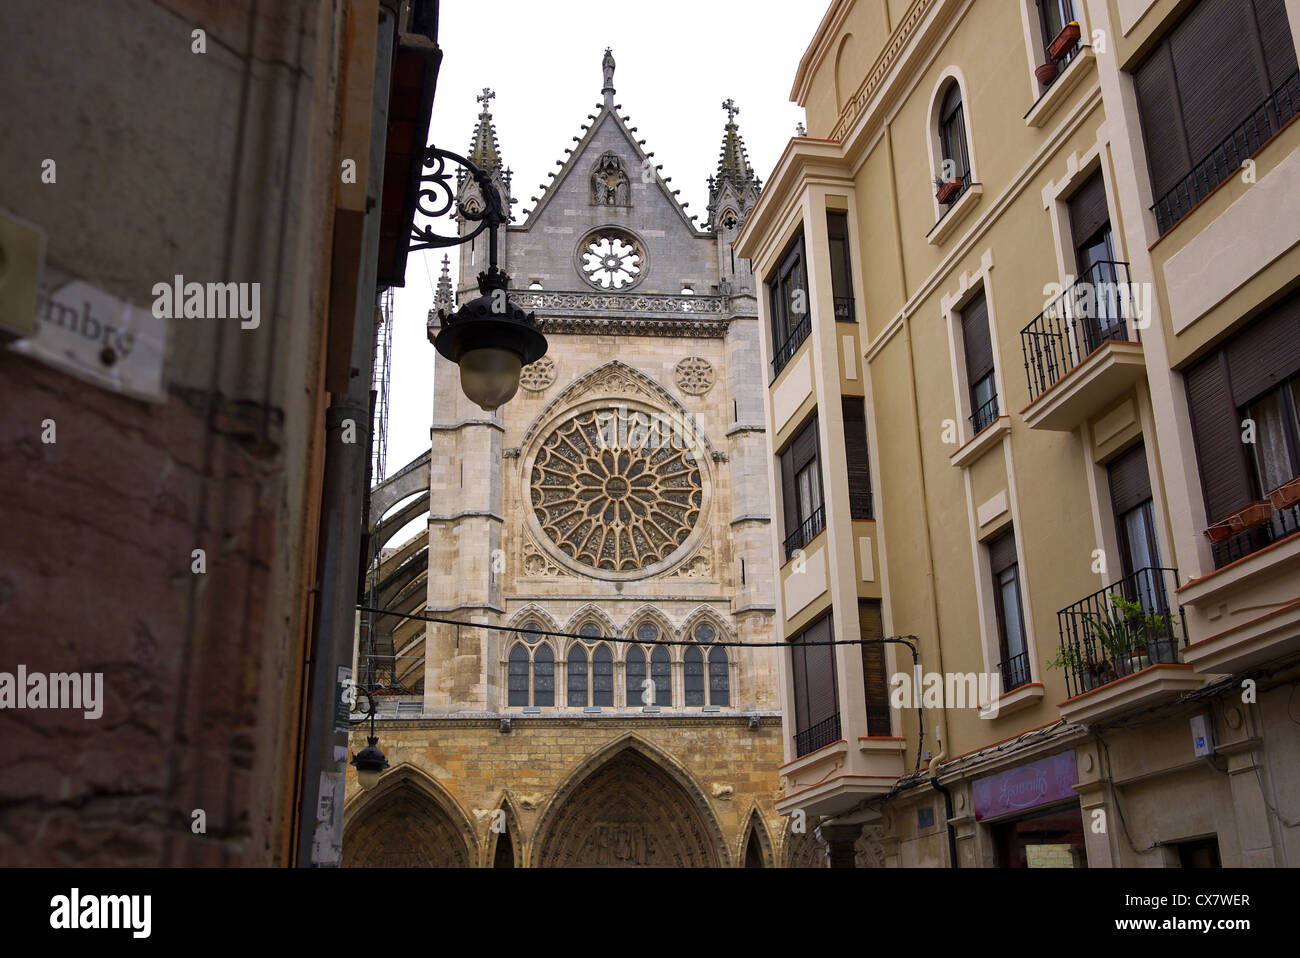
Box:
927;182;983;247
1024;46;1096;129
950;415;1010;469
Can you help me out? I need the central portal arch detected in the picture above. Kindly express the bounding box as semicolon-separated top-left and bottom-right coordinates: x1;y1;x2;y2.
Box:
533;739;725;867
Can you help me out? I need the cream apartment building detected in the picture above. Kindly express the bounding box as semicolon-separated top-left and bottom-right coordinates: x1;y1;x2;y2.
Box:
736;0;1300;867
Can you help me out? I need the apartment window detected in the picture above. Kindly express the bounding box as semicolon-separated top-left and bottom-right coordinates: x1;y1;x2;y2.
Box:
938;82;971;196
962;291;999;434
790;613;840;757
1037;0;1078;63
827;211;855;321
1108;443;1162;582
859;600;891;735
1134;0;1299;234
1177;837;1222;868
843;399;874;519
780;416;824;558
1068;171;1125;351
989;531;1030;691
1185;289;1300;567
767;230;810;375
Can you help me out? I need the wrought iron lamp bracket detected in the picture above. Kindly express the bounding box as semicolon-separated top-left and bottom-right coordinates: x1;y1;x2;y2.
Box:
409;146;506;268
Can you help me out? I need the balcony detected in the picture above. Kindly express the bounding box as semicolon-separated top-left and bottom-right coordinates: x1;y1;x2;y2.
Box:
1020;261;1147;431
783;503;826;560
1151;71;1300;236
1207;499;1300;571
998;649;1031;693
794;712;841;758
969;393;1000;435
849;490;874;521
1055;566;1204;723
772;314;811;378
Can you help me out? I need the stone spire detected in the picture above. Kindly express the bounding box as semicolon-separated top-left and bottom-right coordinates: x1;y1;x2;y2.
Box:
467;87;502;173
707;98;761;229
433;254;453;314
601;47;616;108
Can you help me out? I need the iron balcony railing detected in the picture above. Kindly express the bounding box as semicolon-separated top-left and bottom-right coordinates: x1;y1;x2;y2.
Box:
772;313;812;377
784;504;826;560
998;649;1032;694
1151;70;1300;235
1210;500;1300;570
1021;260;1137;404
969;393;1000;434
849;490;874;521
834;296;856;322
794;712;841;757
1056;566;1185;700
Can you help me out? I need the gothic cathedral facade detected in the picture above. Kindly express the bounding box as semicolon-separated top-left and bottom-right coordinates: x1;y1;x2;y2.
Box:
344;52;818;868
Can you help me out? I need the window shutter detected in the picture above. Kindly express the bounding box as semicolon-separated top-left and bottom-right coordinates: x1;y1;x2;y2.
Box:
791;415;820;470
1170;0;1262;163
858;600;891;736
1223;289;1300;403
1068;171;1110;251
988;530;1018;574
962;292;995;384
780;445;799;543
1107;442;1154;515
1185;351;1254;520
1134;44;1191;201
842;399;872;512
1253;0;1299;88
803;615;839;727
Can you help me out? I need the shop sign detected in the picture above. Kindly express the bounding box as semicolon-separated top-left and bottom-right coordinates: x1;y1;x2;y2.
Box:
973;750;1078;820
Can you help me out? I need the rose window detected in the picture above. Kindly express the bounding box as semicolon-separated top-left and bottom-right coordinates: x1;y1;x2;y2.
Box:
530;409;703;573
579;231;645;289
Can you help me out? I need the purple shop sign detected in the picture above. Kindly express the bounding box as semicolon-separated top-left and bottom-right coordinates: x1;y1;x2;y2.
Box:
973;751;1078;821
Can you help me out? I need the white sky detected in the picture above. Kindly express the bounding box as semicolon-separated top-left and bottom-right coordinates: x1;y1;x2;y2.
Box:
382;0;827;486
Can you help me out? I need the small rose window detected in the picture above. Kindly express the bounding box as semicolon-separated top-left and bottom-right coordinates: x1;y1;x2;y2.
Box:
578;229;645;289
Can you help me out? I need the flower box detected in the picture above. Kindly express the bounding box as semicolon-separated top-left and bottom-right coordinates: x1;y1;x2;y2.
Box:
1048;21;1082;61
1227;500;1273;532
1035;62;1058;86
1267;476;1300;511
935;179;963;205
1203;520;1235;543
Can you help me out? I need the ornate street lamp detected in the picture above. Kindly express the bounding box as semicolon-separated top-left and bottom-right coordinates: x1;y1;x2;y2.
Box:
349;687;389;790
411;147;547;410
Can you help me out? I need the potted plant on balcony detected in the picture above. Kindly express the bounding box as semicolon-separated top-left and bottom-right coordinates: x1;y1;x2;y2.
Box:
934;174;963;205
1267;475;1300;511
1048;20;1082;61
1084;593;1149;676
1227;499;1273;532
1046;644;1109;692
1203;518;1235;543
1035;61;1059;86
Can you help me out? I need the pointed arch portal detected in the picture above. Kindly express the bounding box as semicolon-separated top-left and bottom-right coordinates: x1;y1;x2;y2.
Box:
534;744;723;867
342;776;474;868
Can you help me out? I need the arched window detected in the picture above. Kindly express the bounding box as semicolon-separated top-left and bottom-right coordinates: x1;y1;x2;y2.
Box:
592;644;614;707
651;647;672;707
938;82;970;185
627;646;647;706
579;622;602;640
534;644;555;707
567;646;588;707
693;621;716;643
684;646;705;706
708;646;730;707
508;644;530;707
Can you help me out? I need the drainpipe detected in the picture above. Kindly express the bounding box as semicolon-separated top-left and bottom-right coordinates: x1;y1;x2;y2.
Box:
928;744;959;869
294;3;395;867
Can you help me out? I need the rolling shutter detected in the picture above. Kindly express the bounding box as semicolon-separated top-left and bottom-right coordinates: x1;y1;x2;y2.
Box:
1253;0;1299;88
842;399;872;517
988;530;1018;575
858;600;891;736
1185;352;1254;520
1108;443;1154;515
961;292;994;385
1170;0;1262;163
1223;290;1300;403
780;445;799;545
802;614;839;728
1068;171;1110;250
1133;44;1191;202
